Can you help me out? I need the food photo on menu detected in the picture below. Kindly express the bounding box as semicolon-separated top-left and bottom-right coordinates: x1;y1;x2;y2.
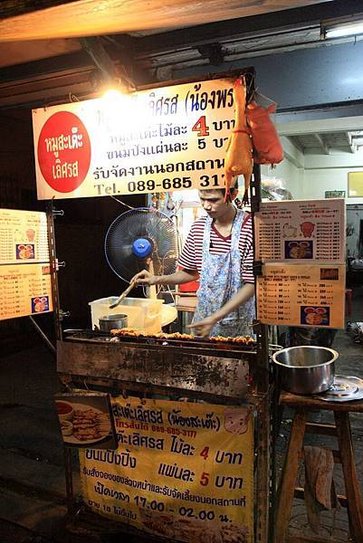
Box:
55;392;117;449
31;296;50;313
300;306;330;326
16;243;35;260
284;240;313;259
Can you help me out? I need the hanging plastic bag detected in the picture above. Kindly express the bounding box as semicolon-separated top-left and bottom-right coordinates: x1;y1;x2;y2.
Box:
346;321;363;344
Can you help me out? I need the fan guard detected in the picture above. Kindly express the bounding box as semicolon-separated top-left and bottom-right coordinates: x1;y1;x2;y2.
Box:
104;207;178;283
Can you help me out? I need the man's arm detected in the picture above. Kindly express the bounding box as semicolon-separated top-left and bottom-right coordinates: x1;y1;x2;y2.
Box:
188;283;255;337
131;268;198;286
210;283;255;321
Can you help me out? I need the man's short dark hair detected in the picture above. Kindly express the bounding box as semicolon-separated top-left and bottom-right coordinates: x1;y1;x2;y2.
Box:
199;182;238;197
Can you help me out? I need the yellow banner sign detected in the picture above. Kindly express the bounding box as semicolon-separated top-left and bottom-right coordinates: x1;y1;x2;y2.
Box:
80;396;254;543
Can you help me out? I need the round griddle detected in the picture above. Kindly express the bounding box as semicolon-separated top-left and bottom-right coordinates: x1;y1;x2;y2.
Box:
315;375;363;402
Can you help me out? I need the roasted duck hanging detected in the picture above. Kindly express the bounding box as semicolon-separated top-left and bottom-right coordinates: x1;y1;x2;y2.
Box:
224;77;253;202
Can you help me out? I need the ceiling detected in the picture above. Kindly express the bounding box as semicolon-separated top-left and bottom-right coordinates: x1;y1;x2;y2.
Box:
0;0;362;158
289;131;363;155
0;1;330;43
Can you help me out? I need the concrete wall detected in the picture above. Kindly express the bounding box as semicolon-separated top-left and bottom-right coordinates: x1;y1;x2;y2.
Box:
302;165;363;204
264;146;363;204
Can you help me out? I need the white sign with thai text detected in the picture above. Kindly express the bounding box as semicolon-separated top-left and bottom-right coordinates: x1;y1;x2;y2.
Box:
32;77;238;200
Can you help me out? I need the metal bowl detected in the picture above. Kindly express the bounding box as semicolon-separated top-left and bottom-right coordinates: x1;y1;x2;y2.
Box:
99;314;128;333
271;345;339;395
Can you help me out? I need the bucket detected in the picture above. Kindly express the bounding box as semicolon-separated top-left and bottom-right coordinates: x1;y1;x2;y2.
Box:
271;345;339;395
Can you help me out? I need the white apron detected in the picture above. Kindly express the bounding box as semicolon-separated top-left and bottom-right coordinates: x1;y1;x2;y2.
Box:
192;209;255;337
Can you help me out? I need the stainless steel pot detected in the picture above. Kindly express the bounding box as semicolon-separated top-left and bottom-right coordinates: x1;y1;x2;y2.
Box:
271;345;339;395
99;314;128;333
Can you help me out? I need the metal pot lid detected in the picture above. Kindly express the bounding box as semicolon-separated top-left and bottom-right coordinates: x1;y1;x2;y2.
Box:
315;375;363;402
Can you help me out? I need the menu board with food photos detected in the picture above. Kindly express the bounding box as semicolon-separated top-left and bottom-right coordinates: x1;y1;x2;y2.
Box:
255;199;345;263
254;199;345;328
256;263;345;328
0;208;53;320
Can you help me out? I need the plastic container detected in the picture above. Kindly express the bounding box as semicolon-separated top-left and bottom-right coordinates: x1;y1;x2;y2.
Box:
89;297;170;334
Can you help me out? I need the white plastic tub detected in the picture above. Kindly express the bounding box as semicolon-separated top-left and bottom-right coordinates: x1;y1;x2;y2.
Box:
89;297;176;334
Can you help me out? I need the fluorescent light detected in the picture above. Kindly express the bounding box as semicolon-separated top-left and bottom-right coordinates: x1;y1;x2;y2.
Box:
324;21;363;39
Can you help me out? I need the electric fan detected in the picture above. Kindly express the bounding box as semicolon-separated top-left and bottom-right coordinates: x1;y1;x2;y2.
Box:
104;207;178;284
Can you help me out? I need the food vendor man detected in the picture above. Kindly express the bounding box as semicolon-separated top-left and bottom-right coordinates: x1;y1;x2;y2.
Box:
132;184;255;337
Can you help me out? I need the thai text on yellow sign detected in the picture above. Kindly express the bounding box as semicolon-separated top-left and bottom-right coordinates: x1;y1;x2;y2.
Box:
80;396;254;543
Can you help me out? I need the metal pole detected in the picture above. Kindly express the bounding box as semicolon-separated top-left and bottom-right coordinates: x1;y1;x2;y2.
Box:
46;201;63;341
28;316;56;354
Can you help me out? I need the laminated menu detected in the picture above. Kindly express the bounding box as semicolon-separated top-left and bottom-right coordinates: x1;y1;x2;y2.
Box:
0;208;53;320
257;263;345;328
254;199;346;328
255;199;345;263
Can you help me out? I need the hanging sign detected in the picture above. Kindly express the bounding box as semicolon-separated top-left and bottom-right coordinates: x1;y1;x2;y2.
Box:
0;209;52;320
0;208;50;264
255;199;345;263
257;263;345;327
32;77;238;200
80;396;254;543
255;199;346;328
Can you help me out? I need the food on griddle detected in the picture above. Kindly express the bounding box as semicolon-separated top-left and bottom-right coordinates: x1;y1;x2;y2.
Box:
212;335;255;344
110;328;255;345
110;329;194;340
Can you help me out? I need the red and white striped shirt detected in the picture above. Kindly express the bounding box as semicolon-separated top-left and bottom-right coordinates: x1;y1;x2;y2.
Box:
178;213;254;284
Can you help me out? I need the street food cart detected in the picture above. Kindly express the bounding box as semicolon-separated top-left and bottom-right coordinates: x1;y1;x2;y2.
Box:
30;68;274;543
1;66;352;542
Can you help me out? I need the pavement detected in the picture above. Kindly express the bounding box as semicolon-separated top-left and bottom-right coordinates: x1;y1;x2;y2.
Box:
0;286;362;542
0;337;155;543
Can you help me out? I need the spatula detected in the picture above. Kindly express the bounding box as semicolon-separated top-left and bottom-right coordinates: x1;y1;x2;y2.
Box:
109;281;135;309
